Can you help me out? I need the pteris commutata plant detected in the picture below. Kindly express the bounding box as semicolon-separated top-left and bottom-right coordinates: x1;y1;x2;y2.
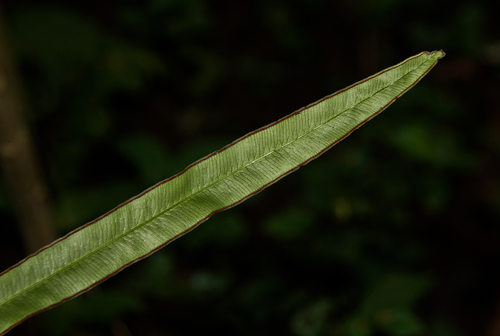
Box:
0;50;445;334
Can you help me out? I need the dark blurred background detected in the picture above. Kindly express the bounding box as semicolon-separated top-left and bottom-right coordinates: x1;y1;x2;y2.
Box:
0;0;499;335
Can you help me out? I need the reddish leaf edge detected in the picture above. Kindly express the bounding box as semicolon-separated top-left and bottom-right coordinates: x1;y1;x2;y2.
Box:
0;50;445;335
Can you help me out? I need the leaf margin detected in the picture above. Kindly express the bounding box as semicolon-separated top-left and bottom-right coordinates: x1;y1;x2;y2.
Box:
0;50;445;335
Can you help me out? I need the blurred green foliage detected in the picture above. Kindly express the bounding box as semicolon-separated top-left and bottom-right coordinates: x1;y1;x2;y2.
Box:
1;0;499;335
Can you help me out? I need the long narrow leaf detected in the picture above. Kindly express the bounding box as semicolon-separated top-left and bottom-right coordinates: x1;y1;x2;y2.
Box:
0;50;445;334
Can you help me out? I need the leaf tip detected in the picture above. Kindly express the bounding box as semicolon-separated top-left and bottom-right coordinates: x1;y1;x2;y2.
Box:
424;49;446;59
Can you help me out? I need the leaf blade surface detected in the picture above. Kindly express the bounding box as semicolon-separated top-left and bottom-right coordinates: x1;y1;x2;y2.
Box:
0;50;445;334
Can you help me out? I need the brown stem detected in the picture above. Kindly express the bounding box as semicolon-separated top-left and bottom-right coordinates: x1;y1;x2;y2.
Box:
0;5;56;253
486;298;500;336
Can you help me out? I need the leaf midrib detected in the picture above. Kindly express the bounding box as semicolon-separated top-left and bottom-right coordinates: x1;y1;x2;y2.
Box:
2;57;426;313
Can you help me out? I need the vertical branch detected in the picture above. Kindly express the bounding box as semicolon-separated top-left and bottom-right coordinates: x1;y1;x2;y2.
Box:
0;5;56;253
486;298;500;336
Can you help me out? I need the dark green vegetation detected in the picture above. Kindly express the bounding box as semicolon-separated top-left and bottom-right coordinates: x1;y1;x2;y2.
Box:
0;1;498;336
